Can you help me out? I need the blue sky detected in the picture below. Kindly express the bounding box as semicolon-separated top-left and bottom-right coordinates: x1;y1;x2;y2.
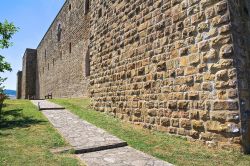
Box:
0;0;65;90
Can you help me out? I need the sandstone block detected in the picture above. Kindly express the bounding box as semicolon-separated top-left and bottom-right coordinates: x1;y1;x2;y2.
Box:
220;44;233;58
205;121;226;132
171;118;179;127
180;119;192;129
192;120;205;132
213;101;238;110
161;117;170;127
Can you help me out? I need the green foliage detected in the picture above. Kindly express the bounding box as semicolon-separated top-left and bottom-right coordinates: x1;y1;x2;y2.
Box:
0;55;12;73
0;20;18;77
0;20;18;49
0;20;18;108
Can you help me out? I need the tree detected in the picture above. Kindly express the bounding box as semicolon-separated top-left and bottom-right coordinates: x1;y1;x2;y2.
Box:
0;20;18;116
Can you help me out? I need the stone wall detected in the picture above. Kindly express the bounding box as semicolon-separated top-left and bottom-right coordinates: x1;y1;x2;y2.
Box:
36;0;90;99
228;0;250;153
89;0;243;150
16;71;22;99
21;49;37;99
17;0;250;151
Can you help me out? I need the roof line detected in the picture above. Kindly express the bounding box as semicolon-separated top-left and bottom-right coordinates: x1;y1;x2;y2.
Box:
36;0;68;49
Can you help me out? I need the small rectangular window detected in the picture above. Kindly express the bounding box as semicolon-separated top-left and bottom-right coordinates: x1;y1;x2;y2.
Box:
69;4;72;11
53;59;55;66
84;0;90;14
48;63;49;70
85;50;90;77
69;42;72;53
60;51;63;60
98;8;102;18
45;50;47;61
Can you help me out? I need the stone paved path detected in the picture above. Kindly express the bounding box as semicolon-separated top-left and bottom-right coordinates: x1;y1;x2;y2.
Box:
31;100;173;166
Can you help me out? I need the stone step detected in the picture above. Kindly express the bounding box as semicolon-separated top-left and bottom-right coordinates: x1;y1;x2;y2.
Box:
74;142;127;154
31;100;65;110
78;146;173;166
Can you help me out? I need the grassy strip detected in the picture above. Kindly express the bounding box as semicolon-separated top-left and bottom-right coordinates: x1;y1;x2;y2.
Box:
0;100;83;166
51;98;250;166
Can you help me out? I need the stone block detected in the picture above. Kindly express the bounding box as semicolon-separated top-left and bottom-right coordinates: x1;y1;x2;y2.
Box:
180;119;192;129
192;120;205;132
213;101;238;110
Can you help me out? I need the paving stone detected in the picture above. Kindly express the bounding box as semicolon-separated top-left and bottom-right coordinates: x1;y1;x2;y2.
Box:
78;146;173;166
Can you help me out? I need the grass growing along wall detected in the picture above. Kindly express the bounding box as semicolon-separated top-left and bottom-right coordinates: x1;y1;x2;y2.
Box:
51;98;250;166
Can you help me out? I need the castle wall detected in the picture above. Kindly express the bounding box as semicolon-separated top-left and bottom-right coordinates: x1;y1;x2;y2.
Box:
89;0;241;149
17;0;250;151
21;49;37;99
36;0;90;99
16;71;22;99
228;0;250;153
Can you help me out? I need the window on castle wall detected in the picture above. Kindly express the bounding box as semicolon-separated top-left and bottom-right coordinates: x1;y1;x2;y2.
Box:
98;8;102;18
48;63;49;70
45;50;47;61
85;49;90;77
69;4;72;11
60;51;63;60
57;24;62;42
53;59;55;66
69;42;72;53
84;0;90;14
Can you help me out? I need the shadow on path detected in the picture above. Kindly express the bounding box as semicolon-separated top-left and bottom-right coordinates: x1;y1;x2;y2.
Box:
0;109;46;130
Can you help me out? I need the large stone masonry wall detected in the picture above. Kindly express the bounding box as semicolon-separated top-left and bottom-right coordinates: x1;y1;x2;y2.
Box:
228;0;250;153
89;0;242;150
21;49;37;99
36;0;90;99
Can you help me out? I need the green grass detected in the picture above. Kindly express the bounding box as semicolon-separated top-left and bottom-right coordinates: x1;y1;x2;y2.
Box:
0;100;83;166
51;98;250;166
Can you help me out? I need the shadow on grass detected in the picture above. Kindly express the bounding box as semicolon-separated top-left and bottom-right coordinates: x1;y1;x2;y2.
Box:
0;109;46;130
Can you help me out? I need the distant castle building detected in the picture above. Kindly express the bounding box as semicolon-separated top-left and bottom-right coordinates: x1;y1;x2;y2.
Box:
17;0;250;153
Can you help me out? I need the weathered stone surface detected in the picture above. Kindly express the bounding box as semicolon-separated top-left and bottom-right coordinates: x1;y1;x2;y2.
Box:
18;0;250;151
19;0;90;99
78;147;172;166
213;101;238;110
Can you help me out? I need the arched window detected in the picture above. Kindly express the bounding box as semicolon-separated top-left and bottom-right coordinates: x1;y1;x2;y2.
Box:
85;49;90;77
57;24;62;42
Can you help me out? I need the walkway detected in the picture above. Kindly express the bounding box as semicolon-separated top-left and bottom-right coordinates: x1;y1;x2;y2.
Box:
31;100;172;166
